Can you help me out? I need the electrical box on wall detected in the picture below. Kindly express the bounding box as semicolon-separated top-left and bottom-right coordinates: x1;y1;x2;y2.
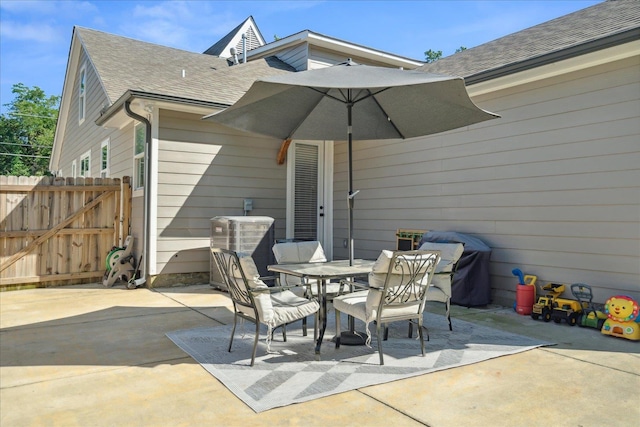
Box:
243;199;253;212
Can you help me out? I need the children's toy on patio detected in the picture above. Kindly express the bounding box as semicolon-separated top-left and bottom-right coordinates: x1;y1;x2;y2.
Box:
571;283;607;330
102;235;137;288
531;283;564;322
531;283;585;325
512;268;537;315
601;295;640;341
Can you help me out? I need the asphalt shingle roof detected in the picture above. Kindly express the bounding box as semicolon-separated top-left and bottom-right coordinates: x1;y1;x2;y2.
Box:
76;27;295;106
419;0;640;79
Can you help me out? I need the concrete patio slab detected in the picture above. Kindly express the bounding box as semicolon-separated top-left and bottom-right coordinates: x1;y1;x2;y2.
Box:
1;283;638;427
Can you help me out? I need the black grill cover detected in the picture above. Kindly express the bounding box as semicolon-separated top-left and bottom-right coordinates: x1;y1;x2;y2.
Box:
419;231;492;307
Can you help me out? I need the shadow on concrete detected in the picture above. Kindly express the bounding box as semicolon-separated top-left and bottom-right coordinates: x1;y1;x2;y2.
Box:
0;300;234;368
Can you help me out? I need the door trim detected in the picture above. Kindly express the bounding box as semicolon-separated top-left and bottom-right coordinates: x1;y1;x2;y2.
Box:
286;140;334;259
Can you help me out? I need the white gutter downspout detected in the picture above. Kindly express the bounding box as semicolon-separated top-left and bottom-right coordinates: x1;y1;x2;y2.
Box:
124;101;151;286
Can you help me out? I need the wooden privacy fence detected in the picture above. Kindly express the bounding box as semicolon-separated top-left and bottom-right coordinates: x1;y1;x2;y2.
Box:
0;176;131;289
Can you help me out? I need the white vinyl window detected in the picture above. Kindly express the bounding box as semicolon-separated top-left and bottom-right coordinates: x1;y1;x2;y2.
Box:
100;139;109;178
134;123;145;190
71;159;77;178
78;66;86;123
80;150;91;177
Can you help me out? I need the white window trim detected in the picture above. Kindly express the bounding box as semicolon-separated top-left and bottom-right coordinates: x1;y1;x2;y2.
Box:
71;159;77;178
100;138;110;178
133;123;145;191
80;150;91;177
78;65;86;124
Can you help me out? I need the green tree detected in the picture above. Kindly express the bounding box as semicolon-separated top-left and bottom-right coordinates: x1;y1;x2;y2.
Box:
424;49;442;63
0;84;59;176
425;46;467;63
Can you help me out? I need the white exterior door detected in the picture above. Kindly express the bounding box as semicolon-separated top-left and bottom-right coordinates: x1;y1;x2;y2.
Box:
286;140;333;258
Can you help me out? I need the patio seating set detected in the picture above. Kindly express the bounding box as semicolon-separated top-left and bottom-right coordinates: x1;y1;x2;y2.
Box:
211;239;464;366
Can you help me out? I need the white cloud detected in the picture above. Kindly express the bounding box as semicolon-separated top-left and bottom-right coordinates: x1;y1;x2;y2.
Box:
0;0;98;16
117;1;240;51
0;21;63;43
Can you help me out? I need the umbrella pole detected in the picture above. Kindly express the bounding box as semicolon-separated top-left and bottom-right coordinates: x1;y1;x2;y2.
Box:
347;100;354;266
342;99;367;346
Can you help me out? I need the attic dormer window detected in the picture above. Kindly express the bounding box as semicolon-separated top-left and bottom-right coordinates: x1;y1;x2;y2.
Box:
79;66;86;123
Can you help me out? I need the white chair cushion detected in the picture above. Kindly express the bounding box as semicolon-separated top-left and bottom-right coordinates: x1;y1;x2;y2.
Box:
371;250;394;273
269;290;320;327
272;241;327;264
418;242;464;273
428;273;452;298
333;290;370;321
244;285;319;328
370;250;439;288
368;271;406;289
234;253;268;288
334;288;422;324
273;241;328;289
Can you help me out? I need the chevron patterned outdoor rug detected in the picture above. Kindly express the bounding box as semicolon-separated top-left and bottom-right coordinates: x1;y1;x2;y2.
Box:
167;312;551;412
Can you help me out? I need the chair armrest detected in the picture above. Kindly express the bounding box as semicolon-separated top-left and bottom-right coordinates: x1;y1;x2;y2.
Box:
340;278;371;291
433;271;453;278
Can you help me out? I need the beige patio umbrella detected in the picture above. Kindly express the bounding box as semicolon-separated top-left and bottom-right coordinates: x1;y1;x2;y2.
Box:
204;59;500;264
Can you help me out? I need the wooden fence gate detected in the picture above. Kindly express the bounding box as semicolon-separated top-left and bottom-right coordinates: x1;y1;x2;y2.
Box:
0;176;131;289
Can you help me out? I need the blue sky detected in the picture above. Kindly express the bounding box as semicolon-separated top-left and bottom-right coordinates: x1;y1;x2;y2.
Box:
0;0;601;114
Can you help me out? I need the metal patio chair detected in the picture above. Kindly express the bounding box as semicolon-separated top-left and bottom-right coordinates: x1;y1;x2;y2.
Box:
419;241;465;331
272;241;350;338
333;250;440;365
211;247;320;366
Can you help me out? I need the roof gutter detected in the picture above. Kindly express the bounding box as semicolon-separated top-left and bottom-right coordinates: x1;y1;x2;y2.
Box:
96;90;231;126
465;27;640;85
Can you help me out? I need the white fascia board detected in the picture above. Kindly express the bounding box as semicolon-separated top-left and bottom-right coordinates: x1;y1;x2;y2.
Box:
468;40;640;97
50;32;80;172
248;30;423;69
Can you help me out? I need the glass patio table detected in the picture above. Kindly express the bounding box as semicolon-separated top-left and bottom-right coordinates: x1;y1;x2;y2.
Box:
267;259;374;355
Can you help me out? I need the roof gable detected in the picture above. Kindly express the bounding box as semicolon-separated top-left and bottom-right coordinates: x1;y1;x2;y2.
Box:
420;0;640;81
247;29;423;70
203;16;266;58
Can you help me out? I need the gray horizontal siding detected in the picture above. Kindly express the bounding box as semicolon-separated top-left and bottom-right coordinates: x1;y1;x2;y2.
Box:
58;48;114;177
332;55;640;305
154;109;287;275
274;44;308;71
